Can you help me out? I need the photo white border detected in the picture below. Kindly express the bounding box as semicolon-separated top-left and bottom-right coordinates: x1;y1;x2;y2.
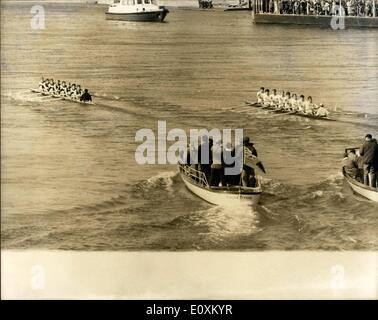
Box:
2;250;377;299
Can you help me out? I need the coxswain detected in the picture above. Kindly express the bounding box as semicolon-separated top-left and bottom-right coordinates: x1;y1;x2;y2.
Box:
315;103;329;117
80;89;92;103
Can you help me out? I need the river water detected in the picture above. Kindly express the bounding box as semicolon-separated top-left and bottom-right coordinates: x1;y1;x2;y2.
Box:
1;2;378;250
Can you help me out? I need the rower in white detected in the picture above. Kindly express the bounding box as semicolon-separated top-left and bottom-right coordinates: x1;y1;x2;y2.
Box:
290;93;299;112
297;95;305;113
304;96;314;114
263;89;271;107
271;88;280;108
284;91;291;111
278;90;285;109
256;87;265;104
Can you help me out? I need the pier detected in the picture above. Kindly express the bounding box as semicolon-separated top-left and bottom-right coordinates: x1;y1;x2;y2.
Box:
252;0;378;28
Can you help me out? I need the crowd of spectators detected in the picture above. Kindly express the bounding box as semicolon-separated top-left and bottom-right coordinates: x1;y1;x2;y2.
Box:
257;0;377;16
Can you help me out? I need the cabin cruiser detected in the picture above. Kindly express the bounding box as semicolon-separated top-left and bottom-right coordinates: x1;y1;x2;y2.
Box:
105;0;169;22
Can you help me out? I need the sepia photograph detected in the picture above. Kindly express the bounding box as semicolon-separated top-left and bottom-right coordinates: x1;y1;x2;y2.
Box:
1;0;377;301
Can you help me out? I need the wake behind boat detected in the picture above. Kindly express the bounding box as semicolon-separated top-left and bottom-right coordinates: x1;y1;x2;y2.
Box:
105;0;169;22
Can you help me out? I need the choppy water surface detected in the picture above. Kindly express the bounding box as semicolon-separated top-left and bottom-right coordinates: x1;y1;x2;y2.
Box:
1;2;377;250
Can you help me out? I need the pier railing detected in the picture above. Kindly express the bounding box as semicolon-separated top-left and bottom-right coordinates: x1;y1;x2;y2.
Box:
253;0;377;18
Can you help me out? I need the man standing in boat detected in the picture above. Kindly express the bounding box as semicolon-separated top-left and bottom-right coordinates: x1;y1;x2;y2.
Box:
198;136;213;182
359;134;378;188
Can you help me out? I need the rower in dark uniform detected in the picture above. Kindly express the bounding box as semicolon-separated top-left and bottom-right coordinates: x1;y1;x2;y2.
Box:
80;89;92;103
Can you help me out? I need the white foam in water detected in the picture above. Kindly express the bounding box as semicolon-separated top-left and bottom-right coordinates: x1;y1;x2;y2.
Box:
311;190;324;198
146;171;176;192
195;204;261;240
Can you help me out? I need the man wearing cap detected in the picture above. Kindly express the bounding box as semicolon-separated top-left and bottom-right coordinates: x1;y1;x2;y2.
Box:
359;134;378;187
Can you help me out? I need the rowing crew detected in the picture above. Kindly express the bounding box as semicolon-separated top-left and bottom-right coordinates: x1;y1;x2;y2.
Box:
256;87;329;117
38;77;92;102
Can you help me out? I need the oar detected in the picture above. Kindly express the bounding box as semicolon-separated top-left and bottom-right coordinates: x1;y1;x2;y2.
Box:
245;101;260;107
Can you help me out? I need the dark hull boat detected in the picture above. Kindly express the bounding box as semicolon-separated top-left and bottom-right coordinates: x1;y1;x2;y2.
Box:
105;10;169;22
105;1;169;22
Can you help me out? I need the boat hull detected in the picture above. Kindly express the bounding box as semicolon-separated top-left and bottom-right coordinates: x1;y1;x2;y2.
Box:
253;13;378;28
343;167;378;202
30;89;94;105
179;165;261;207
224;7;252;11
245;101;336;121
105;10;168;22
